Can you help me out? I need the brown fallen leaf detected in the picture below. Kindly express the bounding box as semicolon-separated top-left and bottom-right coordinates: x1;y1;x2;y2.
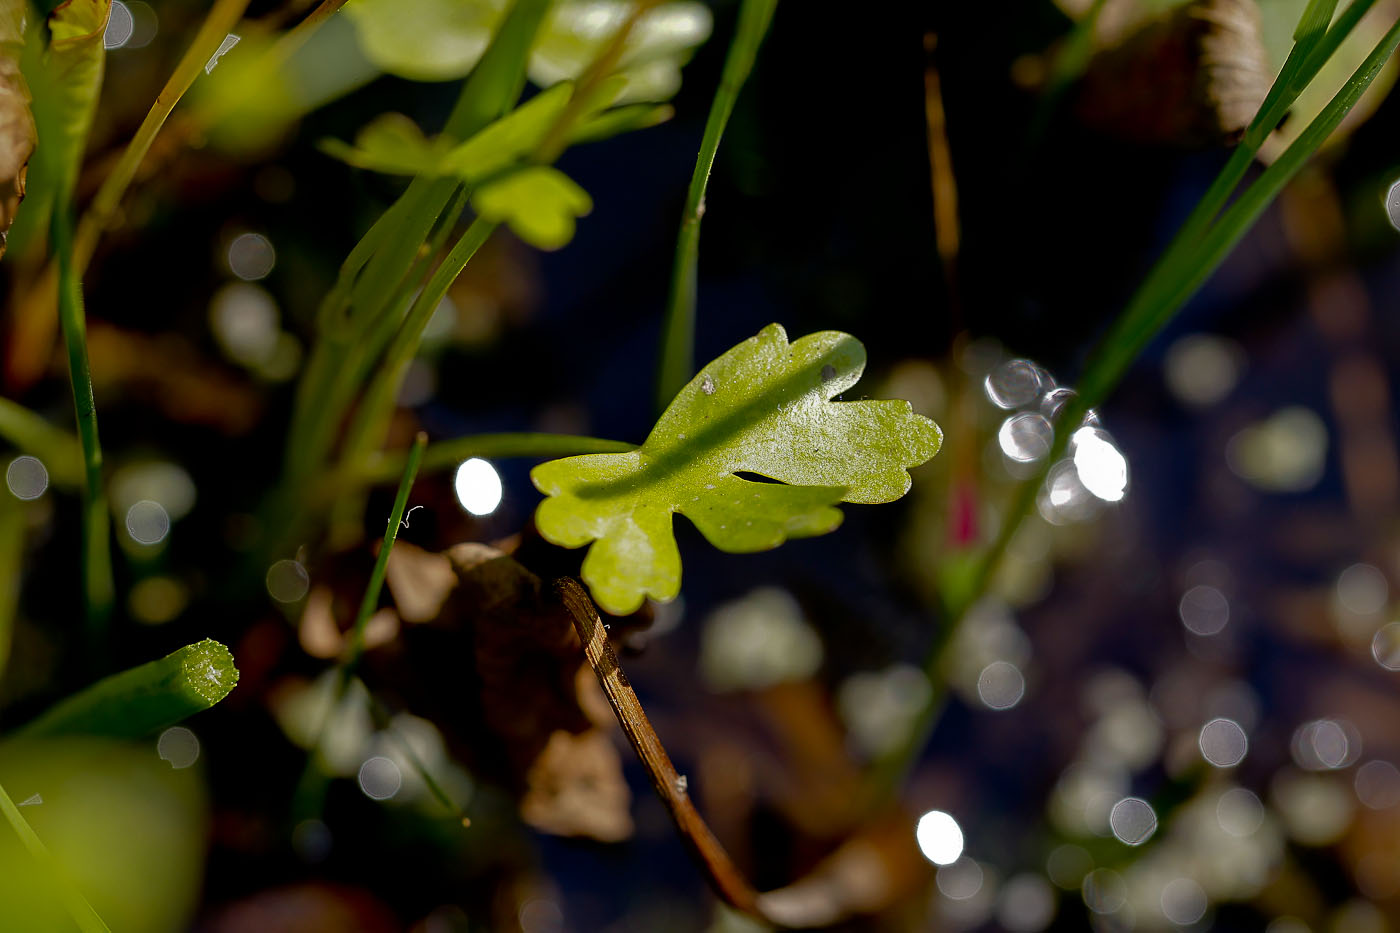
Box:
0;0;35;259
369;543;633;842
1075;0;1270;146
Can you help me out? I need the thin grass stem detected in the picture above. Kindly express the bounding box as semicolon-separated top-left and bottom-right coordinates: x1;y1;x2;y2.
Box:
51;207;112;634
655;0;778;412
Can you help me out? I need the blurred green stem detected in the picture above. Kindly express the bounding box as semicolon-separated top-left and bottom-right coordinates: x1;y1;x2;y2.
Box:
51;206;113;635
655;0;779;413
74;0;254;273
361;433;636;483
0;398;82;486
15;639;239;740
0;779;110;933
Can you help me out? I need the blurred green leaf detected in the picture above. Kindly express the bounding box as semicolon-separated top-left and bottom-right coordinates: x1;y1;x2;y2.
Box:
532;324;943;614
26;0;108;197
345;0;505;82
442;79;575;176
471;165;592;249
568;101;672;143
0;739;206;932
345;0;711;103
530;1;713;102
320;112;444;174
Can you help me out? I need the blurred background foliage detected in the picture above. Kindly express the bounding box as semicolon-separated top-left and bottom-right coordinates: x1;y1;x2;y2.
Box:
3;0;1400;931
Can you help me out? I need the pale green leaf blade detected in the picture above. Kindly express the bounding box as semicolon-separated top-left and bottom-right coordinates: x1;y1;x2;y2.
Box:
440;80;573;178
26;0;109;197
319;112;442;175
345;0;504;82
471;165;592;249
528;1;713;103
532;324;943;614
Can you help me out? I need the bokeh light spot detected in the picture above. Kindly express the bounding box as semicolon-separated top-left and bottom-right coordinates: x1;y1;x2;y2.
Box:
915;810;963;865
266;559;310;603
1108;797;1156;845
358;756;402;800
125;500;171;545
227;232;276;280
6;456;48;500
157;727;200;769
104;0;134;48
454;458;502;516
1199;718;1248;767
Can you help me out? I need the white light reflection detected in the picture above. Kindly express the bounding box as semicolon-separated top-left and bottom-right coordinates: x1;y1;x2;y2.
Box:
1387;179;1400;232
1108;797;1157;845
1371;622;1400;670
1036;460;1098;524
1081;868;1126;914
1354;760;1400;809
357;755;402;800
1046;844;1092;890
1165;334;1243;407
103;0;134;48
996;874;1055;932
976;660;1025;710
1071;427;1128;502
915;810;964;865
1179;584;1229;635
6;455;48;499
1335;563;1389;616
156;726;200;769
1216;787;1265;837
126;1;157;48
210;282;279;366
1291;719;1360;770
1160;877;1208;925
125;500;170;545
227;232;276;281
1226;407;1327;492
984;359;1043;409
266;559;310;603
454;458;502;515
998;412;1053;463
936;856;984;900
1199;718;1248;767
205;33;241;74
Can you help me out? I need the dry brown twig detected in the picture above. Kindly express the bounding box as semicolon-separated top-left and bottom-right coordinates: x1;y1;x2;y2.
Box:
555;577;767;920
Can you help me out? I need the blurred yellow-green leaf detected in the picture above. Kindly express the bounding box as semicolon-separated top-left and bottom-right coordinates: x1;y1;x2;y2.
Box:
472;165;593;249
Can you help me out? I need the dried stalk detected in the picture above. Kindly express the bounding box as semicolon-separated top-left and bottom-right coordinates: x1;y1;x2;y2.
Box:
554;578;767;921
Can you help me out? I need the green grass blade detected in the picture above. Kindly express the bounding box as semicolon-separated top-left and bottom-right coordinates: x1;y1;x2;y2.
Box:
0;398;82;486
15;639;239;740
51;206;113;634
1079;12;1400;409
655;0;779;412
0;779;110;933
341;432;426;680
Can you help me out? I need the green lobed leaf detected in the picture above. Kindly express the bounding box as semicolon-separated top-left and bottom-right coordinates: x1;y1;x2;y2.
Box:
471;165;592;249
532;324;943;614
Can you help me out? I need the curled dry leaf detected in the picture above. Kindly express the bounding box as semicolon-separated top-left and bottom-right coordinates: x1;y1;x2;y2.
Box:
373;542;633;842
0;0;35;258
1075;0;1271;146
